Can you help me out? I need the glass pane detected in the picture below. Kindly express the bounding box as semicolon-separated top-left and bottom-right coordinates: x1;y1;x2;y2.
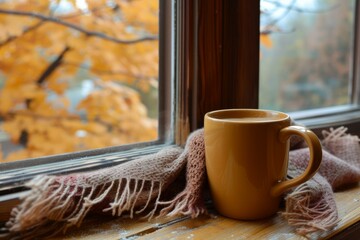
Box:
0;0;159;162
260;0;356;112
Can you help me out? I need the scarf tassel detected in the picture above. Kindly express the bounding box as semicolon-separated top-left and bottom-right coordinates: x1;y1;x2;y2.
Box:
282;177;339;235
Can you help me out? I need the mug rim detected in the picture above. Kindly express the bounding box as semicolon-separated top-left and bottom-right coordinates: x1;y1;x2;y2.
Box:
205;109;290;124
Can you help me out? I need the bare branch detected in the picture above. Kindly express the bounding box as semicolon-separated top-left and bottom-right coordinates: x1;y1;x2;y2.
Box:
0;8;158;44
263;0;296;30
37;46;70;85
261;0;340;36
263;0;340;14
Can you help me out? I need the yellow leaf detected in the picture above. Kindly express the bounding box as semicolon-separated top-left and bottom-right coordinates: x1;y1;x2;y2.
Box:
260;34;272;48
64;50;84;63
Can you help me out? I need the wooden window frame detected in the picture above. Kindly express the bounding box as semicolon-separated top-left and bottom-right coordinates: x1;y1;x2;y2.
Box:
1;0;261;186
0;0;260;224
2;1;360;238
0;0;174;192
0;0;175;221
175;0;259;145
175;0;360;137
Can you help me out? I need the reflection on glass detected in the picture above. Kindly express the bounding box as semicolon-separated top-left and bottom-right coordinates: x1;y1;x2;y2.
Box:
0;0;159;162
260;0;356;112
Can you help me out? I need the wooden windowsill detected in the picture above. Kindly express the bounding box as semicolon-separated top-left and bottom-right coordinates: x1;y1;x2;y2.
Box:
48;184;360;240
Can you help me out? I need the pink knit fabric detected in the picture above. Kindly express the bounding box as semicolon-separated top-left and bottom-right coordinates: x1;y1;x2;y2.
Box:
283;127;360;234
4;127;360;239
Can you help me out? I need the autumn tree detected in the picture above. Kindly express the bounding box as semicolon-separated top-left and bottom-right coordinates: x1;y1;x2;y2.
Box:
0;0;159;162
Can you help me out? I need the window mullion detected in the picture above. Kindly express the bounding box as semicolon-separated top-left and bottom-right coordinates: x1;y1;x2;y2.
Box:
351;0;360;106
176;0;260;144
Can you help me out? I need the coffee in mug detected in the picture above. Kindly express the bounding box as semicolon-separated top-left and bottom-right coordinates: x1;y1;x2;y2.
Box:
204;109;322;220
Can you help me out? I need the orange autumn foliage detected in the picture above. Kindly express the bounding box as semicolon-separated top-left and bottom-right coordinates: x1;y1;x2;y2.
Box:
260;34;272;48
0;0;158;162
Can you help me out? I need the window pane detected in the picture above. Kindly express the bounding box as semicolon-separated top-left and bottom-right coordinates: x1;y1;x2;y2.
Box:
0;0;159;162
260;0;356;112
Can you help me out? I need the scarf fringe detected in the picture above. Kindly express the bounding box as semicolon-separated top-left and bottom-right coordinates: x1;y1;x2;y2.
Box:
322;127;360;144
157;191;207;218
282;183;339;235
6;174;164;239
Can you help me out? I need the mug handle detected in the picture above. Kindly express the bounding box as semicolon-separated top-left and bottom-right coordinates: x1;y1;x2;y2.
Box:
271;126;322;197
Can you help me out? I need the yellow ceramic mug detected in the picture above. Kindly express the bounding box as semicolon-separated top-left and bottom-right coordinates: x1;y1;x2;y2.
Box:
204;109;322;220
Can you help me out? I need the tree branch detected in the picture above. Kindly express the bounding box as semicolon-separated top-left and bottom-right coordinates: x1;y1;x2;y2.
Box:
264;0;296;30
260;0;340;35
0;9;158;44
37;46;70;85
263;0;340;14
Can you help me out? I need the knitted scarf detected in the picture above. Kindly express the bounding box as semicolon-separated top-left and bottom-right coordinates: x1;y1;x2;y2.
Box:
4;127;360;239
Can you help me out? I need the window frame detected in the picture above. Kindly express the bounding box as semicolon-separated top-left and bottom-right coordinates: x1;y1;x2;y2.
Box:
1;0;360;229
0;0;175;193
175;0;260;145
0;0;262;185
0;0;261;222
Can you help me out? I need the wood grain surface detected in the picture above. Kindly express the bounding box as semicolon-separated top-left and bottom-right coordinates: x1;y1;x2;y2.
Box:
51;184;360;240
